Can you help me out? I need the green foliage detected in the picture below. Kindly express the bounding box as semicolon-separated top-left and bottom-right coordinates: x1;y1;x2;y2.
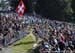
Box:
10;0;20;10
64;0;73;16
35;0;66;20
0;2;6;7
35;0;74;22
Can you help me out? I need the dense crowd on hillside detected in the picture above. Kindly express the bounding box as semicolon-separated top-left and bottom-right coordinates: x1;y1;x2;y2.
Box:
0;13;26;47
33;18;75;53
0;13;75;53
24;15;75;53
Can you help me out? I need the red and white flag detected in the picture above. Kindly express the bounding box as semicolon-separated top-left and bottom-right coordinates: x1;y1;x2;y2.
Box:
15;0;26;16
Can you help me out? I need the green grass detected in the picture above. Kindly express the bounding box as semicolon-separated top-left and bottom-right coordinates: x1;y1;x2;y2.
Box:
11;32;35;53
10;28;42;53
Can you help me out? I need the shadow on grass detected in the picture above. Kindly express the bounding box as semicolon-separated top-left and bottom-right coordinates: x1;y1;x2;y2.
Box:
13;41;35;46
27;46;40;53
27;49;33;53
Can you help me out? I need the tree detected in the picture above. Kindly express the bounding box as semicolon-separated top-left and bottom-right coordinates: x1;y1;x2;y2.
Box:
35;0;73;21
35;0;64;20
0;1;7;7
10;0;20;11
64;0;73;16
71;0;75;16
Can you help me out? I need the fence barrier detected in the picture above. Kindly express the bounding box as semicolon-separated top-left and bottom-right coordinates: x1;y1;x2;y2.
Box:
4;30;29;46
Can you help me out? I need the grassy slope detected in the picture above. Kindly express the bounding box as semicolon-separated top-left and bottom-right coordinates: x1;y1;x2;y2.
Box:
11;29;35;53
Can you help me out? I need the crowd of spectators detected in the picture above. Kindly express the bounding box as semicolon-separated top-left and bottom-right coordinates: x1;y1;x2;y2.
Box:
0;13;26;47
15;14;75;53
0;13;75;53
24;15;75;53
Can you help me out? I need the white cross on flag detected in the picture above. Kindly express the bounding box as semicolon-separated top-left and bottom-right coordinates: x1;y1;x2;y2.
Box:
15;0;26;16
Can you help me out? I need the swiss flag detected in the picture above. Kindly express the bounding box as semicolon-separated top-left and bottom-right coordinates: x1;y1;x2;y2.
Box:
15;0;26;16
